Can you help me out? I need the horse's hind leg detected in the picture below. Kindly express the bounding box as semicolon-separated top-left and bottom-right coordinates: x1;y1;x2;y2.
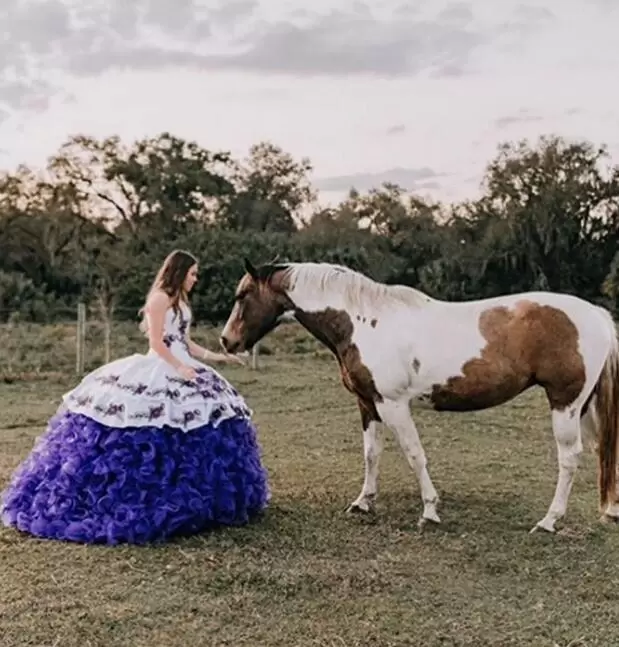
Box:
581;394;619;522
532;405;584;533
376;398;440;527
348;403;383;514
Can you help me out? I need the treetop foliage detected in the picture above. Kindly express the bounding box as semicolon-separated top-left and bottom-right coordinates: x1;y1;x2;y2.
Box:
2;132;619;324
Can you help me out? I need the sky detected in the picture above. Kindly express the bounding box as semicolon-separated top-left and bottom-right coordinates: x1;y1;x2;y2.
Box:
1;0;618;208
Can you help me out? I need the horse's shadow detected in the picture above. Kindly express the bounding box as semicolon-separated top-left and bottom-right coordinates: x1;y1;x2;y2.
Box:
341;488;602;540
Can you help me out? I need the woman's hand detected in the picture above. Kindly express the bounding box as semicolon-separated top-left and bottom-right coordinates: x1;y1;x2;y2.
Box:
178;364;198;380
203;349;246;366
223;352;246;366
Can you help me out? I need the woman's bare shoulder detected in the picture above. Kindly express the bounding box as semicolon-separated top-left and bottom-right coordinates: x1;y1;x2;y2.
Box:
145;289;171;312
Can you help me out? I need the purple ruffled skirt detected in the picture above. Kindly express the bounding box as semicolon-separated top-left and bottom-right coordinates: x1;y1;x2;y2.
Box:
0;410;270;545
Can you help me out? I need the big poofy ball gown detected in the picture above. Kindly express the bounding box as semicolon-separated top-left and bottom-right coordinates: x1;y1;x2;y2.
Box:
0;302;270;544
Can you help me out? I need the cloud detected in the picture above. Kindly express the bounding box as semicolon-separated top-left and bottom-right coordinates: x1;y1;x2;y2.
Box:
212;8;483;77
209;0;258;30
386;124;406;135
207;1;560;79
0;0;256;113
69;47;210;77
315;166;442;193
512;4;554;26
437;2;474;26
0;0;566;116
432;62;468;78
494;111;543;128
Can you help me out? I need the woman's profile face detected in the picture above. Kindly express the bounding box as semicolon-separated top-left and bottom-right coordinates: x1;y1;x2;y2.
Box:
183;263;199;293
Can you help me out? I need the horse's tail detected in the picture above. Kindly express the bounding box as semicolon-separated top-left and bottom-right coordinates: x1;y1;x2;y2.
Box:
594;312;619;512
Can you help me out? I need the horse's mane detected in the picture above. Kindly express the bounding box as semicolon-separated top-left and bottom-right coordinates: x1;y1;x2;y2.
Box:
283;262;434;311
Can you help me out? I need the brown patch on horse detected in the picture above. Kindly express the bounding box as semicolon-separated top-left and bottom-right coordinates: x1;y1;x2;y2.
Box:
293;307;383;421
430;301;586;412
412;358;421;373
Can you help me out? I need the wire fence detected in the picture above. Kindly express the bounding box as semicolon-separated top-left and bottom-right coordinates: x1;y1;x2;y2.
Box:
0;304;285;376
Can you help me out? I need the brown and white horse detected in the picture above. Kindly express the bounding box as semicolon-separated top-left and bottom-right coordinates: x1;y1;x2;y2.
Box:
220;259;619;533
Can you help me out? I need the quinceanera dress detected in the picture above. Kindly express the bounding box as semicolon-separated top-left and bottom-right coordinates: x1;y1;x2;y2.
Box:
0;302;270;544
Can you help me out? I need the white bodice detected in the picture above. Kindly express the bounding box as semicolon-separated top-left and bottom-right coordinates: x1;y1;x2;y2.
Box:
149;301;192;362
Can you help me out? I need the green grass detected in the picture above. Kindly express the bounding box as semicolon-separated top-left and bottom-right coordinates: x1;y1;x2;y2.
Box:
1;323;619;646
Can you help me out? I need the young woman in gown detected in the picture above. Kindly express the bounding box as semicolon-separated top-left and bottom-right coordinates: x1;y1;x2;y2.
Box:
0;249;270;544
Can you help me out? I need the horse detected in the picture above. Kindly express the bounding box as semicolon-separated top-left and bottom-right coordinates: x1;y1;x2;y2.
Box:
220;258;619;534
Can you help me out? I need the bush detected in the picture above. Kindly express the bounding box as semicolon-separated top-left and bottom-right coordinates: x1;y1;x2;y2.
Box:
0;271;64;323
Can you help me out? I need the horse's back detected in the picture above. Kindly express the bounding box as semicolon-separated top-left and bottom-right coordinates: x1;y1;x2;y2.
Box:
403;290;614;412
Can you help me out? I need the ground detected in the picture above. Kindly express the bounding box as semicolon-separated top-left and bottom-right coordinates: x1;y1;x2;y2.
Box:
1;322;619;647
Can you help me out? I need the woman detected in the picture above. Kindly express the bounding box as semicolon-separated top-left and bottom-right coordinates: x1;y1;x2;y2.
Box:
0;250;270;544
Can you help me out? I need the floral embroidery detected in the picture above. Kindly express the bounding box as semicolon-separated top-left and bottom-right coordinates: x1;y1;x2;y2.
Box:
178;410;202;425
74;394;94;407
148;404;165;420
93;403;125;419
92;372;238;402
178;313;189;338
162;307;190;351
163;333;189;351
98;374;120;386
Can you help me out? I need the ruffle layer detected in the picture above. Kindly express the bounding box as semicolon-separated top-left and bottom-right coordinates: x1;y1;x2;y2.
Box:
1;410;270;545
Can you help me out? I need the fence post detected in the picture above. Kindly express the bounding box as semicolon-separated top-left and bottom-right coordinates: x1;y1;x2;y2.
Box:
95;282;115;365
251;343;260;370
76;302;86;375
248;312;295;370
103;318;111;364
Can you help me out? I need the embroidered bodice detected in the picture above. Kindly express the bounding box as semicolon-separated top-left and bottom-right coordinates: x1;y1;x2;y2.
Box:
156;302;191;359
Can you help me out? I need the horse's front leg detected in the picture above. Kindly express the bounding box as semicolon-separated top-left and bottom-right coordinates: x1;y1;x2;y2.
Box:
347;402;383;514
377;398;441;527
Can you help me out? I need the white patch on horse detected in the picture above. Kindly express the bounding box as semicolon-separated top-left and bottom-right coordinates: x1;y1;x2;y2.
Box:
348;420;383;513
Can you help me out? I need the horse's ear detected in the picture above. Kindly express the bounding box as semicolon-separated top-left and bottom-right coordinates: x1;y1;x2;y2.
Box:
244;258;258;279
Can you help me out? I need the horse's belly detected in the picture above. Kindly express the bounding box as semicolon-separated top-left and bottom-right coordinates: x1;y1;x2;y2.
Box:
420;369;533;412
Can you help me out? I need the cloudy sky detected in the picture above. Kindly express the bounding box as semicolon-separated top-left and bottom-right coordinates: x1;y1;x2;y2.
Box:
1;0;617;207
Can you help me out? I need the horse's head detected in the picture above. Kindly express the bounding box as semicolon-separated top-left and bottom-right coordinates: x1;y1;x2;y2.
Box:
220;258;293;353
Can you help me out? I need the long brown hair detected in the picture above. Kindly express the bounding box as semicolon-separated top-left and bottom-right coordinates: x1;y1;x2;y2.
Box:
139;249;198;332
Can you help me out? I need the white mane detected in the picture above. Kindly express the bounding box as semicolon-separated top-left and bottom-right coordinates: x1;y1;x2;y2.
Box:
283;262;434;313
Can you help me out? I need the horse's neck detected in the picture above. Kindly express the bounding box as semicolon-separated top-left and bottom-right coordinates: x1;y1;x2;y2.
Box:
293;307;354;354
287;285;347;316
287;275;381;317
286;266;409;350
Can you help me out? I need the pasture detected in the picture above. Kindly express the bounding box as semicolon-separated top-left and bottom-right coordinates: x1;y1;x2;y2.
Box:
1;321;619;647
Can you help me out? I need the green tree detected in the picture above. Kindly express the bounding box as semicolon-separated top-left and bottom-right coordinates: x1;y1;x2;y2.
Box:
0;168;94;296
452;136;619;299
49;132;236;238
221;141;316;233
324;183;450;290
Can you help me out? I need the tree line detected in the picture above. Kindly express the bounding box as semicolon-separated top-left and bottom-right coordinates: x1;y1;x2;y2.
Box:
1;131;619;324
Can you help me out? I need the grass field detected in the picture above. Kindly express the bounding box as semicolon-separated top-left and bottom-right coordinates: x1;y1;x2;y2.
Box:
2;322;619;646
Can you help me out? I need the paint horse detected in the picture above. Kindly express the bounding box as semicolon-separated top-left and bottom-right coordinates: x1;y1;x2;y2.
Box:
220;259;619;533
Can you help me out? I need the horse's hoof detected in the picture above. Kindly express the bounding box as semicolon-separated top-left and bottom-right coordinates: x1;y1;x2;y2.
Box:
423;510;441;524
418;513;441;533
420;501;441;526
530;520;556;534
346;500;374;515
